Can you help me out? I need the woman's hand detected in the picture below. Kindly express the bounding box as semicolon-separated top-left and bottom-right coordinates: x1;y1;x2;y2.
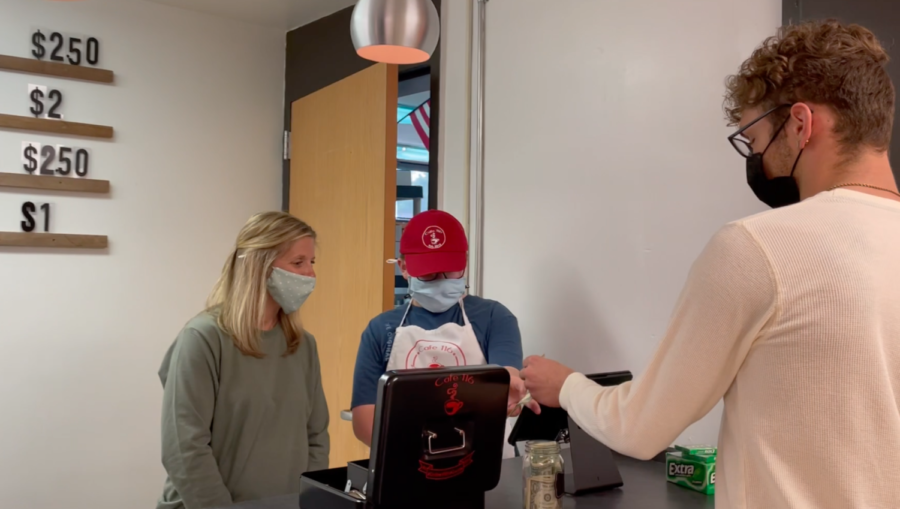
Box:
506;367;541;417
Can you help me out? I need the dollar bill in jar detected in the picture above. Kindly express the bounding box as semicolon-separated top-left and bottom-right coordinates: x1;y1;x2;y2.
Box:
522;441;564;509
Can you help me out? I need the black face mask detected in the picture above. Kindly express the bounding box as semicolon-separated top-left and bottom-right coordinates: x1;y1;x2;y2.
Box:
746;152;802;208
745;120;803;208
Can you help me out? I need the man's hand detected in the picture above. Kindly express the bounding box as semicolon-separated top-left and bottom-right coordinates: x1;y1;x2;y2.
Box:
520;356;575;408
506;367;541;417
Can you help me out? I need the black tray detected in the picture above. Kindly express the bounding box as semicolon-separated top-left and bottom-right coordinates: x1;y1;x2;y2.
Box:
299;467;364;509
300;464;486;509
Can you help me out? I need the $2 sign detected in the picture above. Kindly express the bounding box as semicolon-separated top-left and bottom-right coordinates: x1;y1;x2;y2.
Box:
28;85;63;119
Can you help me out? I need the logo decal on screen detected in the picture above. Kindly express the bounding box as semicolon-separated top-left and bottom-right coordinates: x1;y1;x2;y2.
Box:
444;384;464;416
435;374;474;416
418;452;475;480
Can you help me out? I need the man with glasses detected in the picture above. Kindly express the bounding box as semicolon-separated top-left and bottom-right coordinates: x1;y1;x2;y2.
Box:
351;210;536;455
520;20;900;508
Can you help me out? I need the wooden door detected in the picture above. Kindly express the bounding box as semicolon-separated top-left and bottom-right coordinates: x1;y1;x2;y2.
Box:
289;63;398;468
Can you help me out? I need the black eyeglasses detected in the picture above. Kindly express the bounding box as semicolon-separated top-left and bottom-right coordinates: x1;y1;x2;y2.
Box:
417;271;466;282
727;104;791;158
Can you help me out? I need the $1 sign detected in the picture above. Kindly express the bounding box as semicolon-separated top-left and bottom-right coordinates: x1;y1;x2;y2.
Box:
21;202;52;233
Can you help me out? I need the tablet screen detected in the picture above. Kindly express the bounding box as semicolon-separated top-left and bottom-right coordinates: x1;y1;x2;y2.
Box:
508;371;632;445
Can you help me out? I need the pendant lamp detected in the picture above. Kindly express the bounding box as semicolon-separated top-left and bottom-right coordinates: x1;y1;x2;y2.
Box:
351;0;440;65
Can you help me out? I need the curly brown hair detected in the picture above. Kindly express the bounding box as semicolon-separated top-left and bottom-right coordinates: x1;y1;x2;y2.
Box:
724;19;895;152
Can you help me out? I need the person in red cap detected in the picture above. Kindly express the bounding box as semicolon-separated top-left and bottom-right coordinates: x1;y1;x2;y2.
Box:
350;210;538;456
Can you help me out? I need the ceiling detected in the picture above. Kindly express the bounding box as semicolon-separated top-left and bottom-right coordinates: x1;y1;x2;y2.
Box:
144;0;357;29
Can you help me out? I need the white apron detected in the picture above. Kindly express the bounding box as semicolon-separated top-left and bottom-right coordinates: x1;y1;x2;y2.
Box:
387;299;516;458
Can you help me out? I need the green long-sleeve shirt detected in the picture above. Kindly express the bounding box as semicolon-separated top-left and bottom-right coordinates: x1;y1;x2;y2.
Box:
157;312;330;509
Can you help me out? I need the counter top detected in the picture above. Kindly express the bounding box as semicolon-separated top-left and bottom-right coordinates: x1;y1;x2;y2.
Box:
225;454;714;509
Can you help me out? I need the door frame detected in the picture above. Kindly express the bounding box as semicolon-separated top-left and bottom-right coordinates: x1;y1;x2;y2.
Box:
282;0;442;211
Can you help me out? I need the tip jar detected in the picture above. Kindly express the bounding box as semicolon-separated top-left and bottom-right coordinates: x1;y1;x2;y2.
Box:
522;440;564;509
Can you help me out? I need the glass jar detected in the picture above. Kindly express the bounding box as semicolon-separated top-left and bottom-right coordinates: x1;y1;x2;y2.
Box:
522;440;564;509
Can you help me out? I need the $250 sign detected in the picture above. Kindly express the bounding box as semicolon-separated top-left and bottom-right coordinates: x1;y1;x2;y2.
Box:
21;142;92;178
31;29;100;66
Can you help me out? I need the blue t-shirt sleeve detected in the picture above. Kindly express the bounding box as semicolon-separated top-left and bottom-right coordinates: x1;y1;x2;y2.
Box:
485;302;524;370
351;321;387;408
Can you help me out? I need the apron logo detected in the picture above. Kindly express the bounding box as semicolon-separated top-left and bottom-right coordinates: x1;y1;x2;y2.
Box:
422;226;446;250
406;340;467;369
418;451;475;480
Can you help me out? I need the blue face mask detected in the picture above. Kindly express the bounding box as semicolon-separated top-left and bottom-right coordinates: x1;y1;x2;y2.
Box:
409;277;467;313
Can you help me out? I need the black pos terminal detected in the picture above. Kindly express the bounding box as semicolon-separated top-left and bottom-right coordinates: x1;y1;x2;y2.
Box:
298;367;633;509
299;366;510;509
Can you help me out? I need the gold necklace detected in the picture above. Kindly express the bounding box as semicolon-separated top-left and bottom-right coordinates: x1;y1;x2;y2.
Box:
827;182;900;198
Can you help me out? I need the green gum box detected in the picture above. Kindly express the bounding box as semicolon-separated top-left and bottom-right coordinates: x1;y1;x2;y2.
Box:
665;451;716;495
674;444;717;456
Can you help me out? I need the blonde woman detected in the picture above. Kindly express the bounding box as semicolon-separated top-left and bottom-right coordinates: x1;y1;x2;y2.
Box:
157;212;329;509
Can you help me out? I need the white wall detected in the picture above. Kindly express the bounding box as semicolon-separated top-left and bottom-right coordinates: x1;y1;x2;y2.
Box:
0;1;285;508
478;0;781;446
438;0;473;228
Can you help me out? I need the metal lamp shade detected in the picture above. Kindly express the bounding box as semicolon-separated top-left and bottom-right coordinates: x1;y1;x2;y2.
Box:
351;0;440;65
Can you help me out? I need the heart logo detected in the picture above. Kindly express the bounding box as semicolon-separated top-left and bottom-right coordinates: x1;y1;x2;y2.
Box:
444;399;464;416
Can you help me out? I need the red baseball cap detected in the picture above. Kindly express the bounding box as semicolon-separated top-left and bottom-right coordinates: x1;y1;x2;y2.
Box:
400;210;468;277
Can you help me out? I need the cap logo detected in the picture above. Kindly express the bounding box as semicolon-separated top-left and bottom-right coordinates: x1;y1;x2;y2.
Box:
422;226;446;250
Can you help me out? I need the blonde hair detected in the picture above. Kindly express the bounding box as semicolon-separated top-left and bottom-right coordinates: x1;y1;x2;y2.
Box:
207;211;317;358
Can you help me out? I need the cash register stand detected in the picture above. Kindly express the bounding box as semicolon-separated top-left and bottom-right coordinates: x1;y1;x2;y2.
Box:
561;414;623;495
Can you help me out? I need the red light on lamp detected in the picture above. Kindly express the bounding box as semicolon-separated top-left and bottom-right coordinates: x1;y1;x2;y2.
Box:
355;45;431;66
351;0;440;65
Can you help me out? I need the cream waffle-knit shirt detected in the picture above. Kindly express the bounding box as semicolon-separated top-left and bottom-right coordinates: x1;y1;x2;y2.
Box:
560;189;900;509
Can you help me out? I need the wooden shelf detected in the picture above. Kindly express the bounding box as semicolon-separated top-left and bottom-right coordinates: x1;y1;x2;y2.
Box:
0;173;110;193
0;54;114;83
0;113;113;139
0;231;108;249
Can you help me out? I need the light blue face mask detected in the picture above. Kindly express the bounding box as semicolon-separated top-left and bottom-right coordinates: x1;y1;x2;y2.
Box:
409;277;467;313
267;267;316;314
